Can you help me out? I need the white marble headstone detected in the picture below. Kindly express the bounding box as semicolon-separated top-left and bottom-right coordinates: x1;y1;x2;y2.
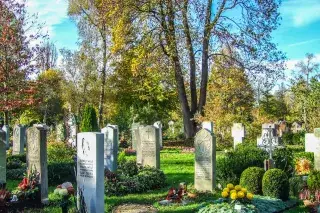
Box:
0;130;6;184
101;125;119;172
194;128;216;192
305;128;320;170
231;123;245;149
77;132;104;213
139;126;160;169
131;122;140;150
153;121;163;148
13;125;26;155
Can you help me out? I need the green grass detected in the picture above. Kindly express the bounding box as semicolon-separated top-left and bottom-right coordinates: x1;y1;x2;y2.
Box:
5;149;307;213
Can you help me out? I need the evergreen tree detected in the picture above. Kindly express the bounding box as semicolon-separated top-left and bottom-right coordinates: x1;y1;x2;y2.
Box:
80;104;99;132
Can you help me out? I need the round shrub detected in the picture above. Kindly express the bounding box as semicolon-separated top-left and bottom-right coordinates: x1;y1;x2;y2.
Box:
217;143;268;186
119;160;138;177
240;167;265;195
262;168;289;200
307;170;320;191
273;147;294;177
80;104;99;132
47;141;76;163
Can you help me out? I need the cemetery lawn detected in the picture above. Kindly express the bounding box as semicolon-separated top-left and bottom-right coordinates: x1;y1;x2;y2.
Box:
5;149;308;213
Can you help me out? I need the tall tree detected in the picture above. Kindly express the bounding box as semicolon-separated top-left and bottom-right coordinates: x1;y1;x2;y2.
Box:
0;0;45;124
111;0;285;138
68;0;113;127
291;53;319;130
37;41;58;71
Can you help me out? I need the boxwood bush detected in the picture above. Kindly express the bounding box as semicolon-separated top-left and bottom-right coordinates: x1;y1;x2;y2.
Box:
217;143;268;186
307;170;320;191
105;162;166;196
262;169;289;200
240;167;265;195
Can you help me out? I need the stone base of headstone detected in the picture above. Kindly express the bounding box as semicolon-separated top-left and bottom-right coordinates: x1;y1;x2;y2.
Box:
264;159;275;171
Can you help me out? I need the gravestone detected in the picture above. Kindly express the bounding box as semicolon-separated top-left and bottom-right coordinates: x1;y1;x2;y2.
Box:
305;128;320;170
153;121;163;148
67;114;77;147
2;125;9;148
101;125;119;172
135;127;142;164
77;132;104;213
131;122;140;150
0;130;6;184
194;128;216;192
257;123;281;154
231;123;245;149
168;121;175;134
139;126;160;169
13;125;26;155
202;121;214;133
26;125;48;204
56;123;66;142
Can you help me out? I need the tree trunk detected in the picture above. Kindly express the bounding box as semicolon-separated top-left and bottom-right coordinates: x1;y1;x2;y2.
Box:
98;34;107;128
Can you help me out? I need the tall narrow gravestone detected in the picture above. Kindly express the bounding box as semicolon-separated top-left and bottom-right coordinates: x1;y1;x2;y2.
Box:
135;127;142;164
77;133;104;213
194;128;216;192
26;125;48;203
101;125;119;172
231;123;245;149
0;130;6;184
139;126;160;169
13;125;26;155
2;125;9;148
131;122;140;150
305;128;320;170
153;121;163;148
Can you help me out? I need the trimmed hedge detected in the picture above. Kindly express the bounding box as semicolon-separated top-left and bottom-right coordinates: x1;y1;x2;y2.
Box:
216;143;268;186
240;167;265;195
48;162;76;185
262;169;289;200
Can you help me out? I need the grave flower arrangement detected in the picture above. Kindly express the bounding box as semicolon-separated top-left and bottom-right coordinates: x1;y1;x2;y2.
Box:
54;182;75;213
221;183;255;209
295;158;312;175
12;169;40;201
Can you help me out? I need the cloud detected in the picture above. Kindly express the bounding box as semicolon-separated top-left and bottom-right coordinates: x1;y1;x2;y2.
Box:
281;0;320;27
25;0;69;38
286;53;320;70
288;39;320;47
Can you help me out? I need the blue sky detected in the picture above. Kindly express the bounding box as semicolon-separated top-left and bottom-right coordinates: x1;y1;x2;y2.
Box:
25;0;320;69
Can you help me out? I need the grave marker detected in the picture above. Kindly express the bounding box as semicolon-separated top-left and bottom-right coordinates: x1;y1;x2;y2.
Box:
56;123;66;142
231;123;245;149
305;128;320;170
101;125;119;172
139;126;160;169
13;125;26;155
77;132;104;213
194;128;216;192
135;127;142;164
2;125;9;148
131;122;140;150
26;125;48;203
153;121;163;148
0;130;6;184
